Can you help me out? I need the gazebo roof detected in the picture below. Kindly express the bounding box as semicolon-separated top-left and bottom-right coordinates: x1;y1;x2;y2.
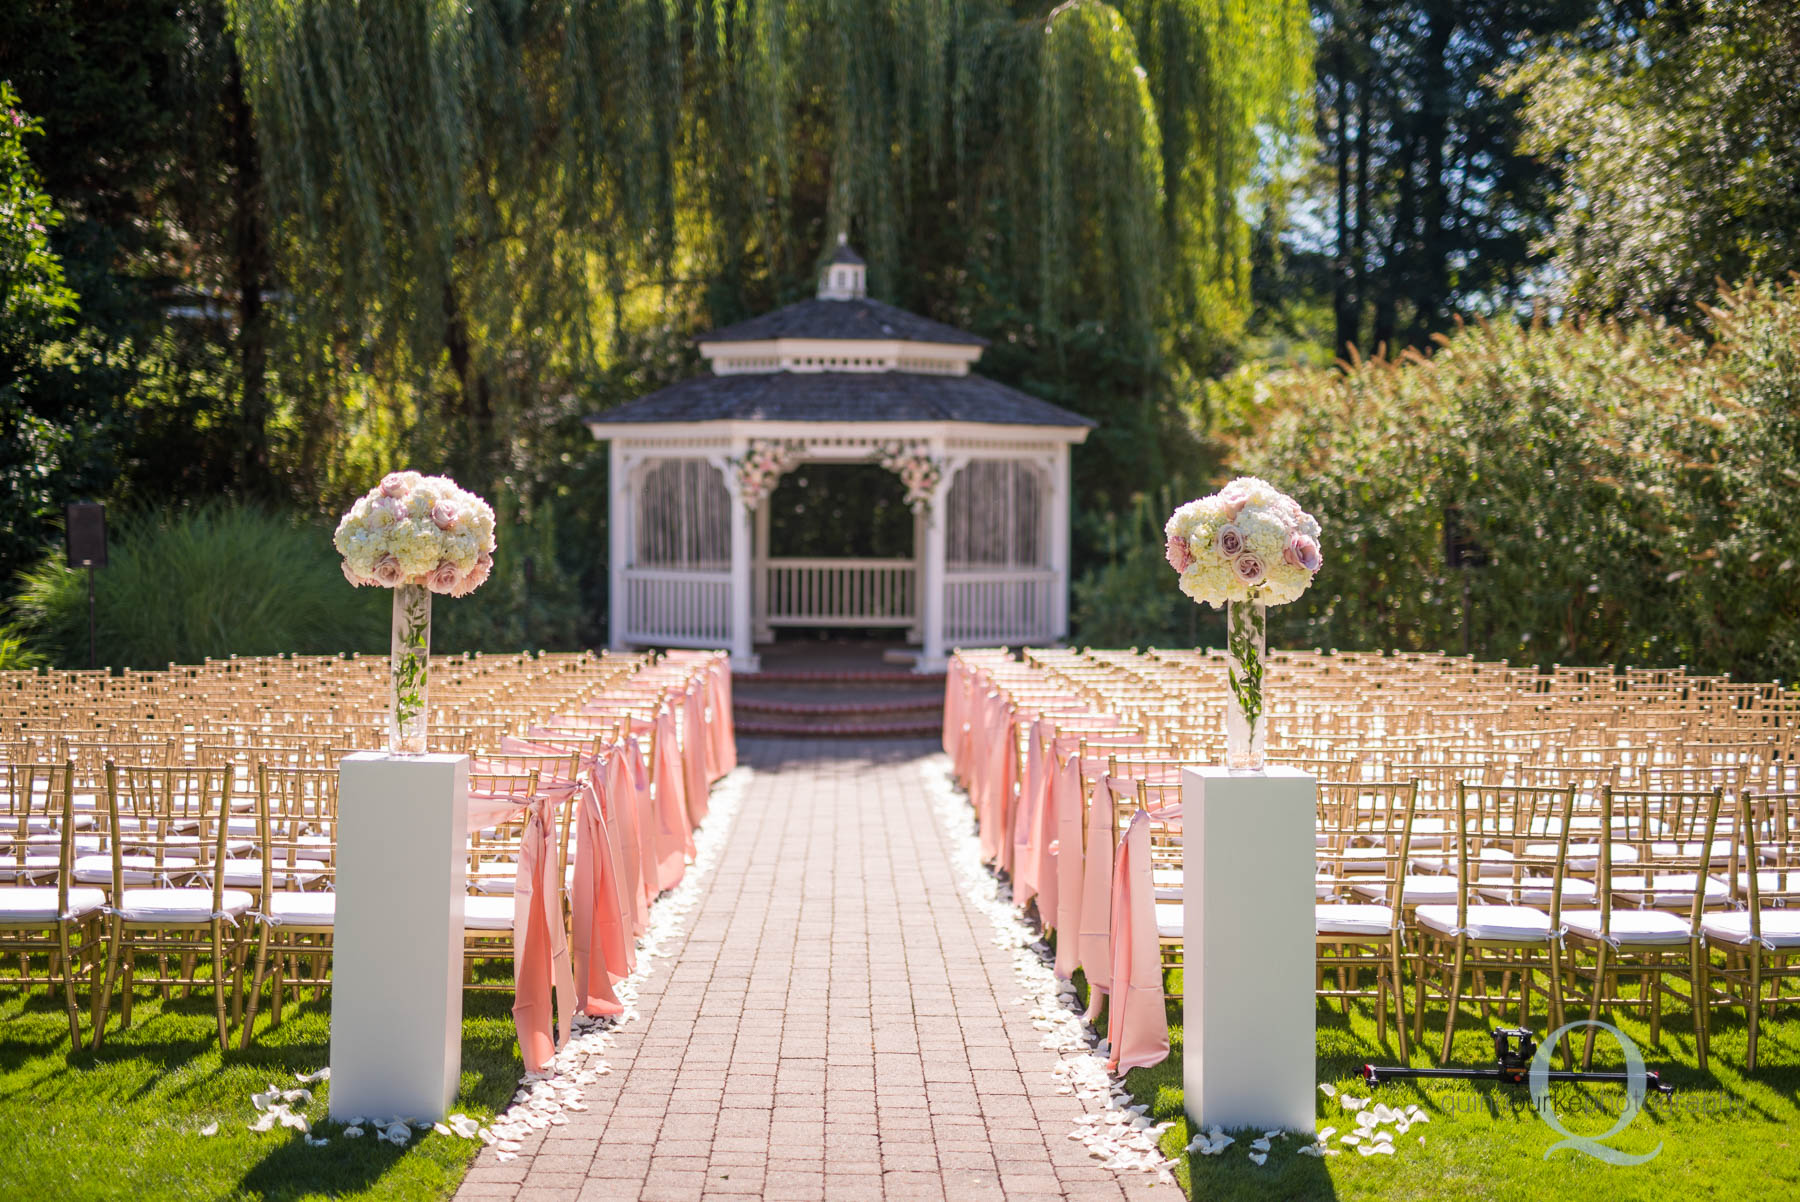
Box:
586;369;1093;428
693;296;987;347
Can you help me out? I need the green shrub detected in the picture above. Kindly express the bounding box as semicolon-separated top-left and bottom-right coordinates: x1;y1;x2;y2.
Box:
10;505;387;669
0;623;46;670
1231;280;1800;680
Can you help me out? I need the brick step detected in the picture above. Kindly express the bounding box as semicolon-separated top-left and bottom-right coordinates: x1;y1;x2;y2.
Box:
737;669;946;685
736;697;942;717
736;718;943;739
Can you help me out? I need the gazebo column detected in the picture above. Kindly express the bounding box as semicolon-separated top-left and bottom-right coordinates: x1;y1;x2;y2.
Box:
753;501;773;643
608;443;631;652
1051;445;1072;640
729;500;757;671
917;451;961;674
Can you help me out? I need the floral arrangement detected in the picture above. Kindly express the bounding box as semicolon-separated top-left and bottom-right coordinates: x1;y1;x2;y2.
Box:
875;442;944;513
335;471;497;597
1163;476;1322;608
1165;477;1322;768
729;439;807;508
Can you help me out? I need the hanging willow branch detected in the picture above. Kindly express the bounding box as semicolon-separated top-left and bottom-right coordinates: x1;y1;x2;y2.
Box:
229;0;1310;461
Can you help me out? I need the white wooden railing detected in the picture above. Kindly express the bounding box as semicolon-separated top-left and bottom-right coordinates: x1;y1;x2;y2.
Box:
621;567;731;646
944;568;1058;646
761;558;917;628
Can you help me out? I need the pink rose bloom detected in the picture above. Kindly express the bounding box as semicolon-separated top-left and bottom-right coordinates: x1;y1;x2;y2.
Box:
424;559;462;595
370;553;406;588
1233;553;1267;586
1283;532;1323;573
1218;484;1250;521
454;551;493;598
380;473;409;499
341;560;372;588
431;501;460;531
1215;524;1246;558
1165;533;1194;573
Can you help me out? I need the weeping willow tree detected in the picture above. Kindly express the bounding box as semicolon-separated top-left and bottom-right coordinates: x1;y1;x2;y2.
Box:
230;0;1310;506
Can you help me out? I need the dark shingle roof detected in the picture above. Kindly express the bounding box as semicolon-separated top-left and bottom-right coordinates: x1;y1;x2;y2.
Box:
827;241;865;266
693;297;988;347
587;371;1093;429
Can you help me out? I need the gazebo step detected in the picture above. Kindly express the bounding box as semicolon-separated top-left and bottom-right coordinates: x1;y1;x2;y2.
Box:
737;697;941;718
736;718;942;739
737;669;947;685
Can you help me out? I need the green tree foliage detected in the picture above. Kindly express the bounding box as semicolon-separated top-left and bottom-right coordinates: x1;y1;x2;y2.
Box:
229;0;1311;513
1509;0;1800;319
1228;280;1800;680
11;505;387;668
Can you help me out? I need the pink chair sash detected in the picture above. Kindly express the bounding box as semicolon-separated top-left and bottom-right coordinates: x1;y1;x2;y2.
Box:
1012;720;1050;908
570;773;631;1014
1076;775;1124;1005
707;659;736;779
1051;741;1087;980
1105;809;1170;1072
650;709;689;890
682;684;710;825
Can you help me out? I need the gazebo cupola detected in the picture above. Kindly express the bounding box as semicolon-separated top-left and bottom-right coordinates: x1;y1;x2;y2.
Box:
587;238;1093;672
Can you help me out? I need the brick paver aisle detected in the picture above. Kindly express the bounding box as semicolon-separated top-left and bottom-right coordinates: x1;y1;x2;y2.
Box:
458;739;1162;1202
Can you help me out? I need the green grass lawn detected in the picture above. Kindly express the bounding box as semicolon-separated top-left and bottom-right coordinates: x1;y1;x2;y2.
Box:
0;975;525;1202
1106;970;1800;1202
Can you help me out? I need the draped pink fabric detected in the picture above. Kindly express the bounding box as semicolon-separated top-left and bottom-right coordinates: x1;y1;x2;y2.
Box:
1105;810;1170;1072
467;785;580;1072
942;659;967;762
650;710;690;890
707;659;736;779
1022;731;1064;934
622;734;658;917
569;774;630;1015
1077;775;1122;1003
1012;719;1050;908
681;684;710;826
1051;742;1087;980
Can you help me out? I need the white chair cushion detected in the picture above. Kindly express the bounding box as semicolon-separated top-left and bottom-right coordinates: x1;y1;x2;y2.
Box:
0;886;106;922
1316;872;1339;899
1734;870;1798;897
1476;877;1598;907
1609;874;1729;907
1524;841;1639;872
1700;911;1800;949
73;853;198;885
1649;839;1735;861
115;888;254;923
464;894;516;932
1411;846;1514;874
471;863;520;895
1316;903;1394;937
260;892;336;927
0;855;65;880
1415;903;1553;942
1154;901;1183;941
209;858;327;888
1151;866;1183;901
1337;847;1390;874
1564;909;1693;946
1350;875;1458;905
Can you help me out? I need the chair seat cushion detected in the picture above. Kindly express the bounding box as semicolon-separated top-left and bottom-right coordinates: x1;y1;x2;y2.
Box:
1609;874;1729;907
1700;910;1800;950
464;894;516;932
1411;846;1514;874
260;892;336;927
1563;909;1693;946
115;888;254;923
1154;901;1183;941
0;855;65;881
1151;866;1183;902
1350;875;1458;905
1316;903;1394;937
73;854;198;885
1476;877;1598;906
0;885;106;922
471;863;520;895
209;858;327;888
1415;903;1552;942
1648;839;1734;861
1524;842;1639;872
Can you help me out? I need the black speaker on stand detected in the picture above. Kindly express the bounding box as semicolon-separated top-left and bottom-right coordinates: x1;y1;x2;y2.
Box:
65;502;107;670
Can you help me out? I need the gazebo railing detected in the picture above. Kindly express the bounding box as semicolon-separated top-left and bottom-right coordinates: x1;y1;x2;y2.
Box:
621;567;732;646
761;558;918;629
944;568;1058;646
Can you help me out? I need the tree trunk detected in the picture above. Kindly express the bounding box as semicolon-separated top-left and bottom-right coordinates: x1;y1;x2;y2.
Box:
442;278;493;434
1353;67;1371;356
1332;62;1356;360
1411;4;1456;346
227;47;270;489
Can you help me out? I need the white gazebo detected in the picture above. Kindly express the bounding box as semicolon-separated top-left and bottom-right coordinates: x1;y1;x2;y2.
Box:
586;237;1093;672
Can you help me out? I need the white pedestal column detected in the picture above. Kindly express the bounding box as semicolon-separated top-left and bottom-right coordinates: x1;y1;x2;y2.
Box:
329;752;469;1122
1182;766;1316;1133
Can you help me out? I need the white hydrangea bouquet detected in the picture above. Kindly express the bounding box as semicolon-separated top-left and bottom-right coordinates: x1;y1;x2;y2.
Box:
1165;477;1322;769
335;471;497;753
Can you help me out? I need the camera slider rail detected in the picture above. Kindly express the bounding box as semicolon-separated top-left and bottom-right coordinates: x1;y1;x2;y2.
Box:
1360;1027;1673;1095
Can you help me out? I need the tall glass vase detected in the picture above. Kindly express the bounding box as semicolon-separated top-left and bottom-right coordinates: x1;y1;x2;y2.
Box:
389;583;432;755
1224;600;1267;770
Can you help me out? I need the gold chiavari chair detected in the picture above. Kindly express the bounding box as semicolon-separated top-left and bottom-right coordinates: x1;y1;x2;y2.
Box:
1701;790;1800;1069
0;760;105;1044
1317;779;1419;1059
